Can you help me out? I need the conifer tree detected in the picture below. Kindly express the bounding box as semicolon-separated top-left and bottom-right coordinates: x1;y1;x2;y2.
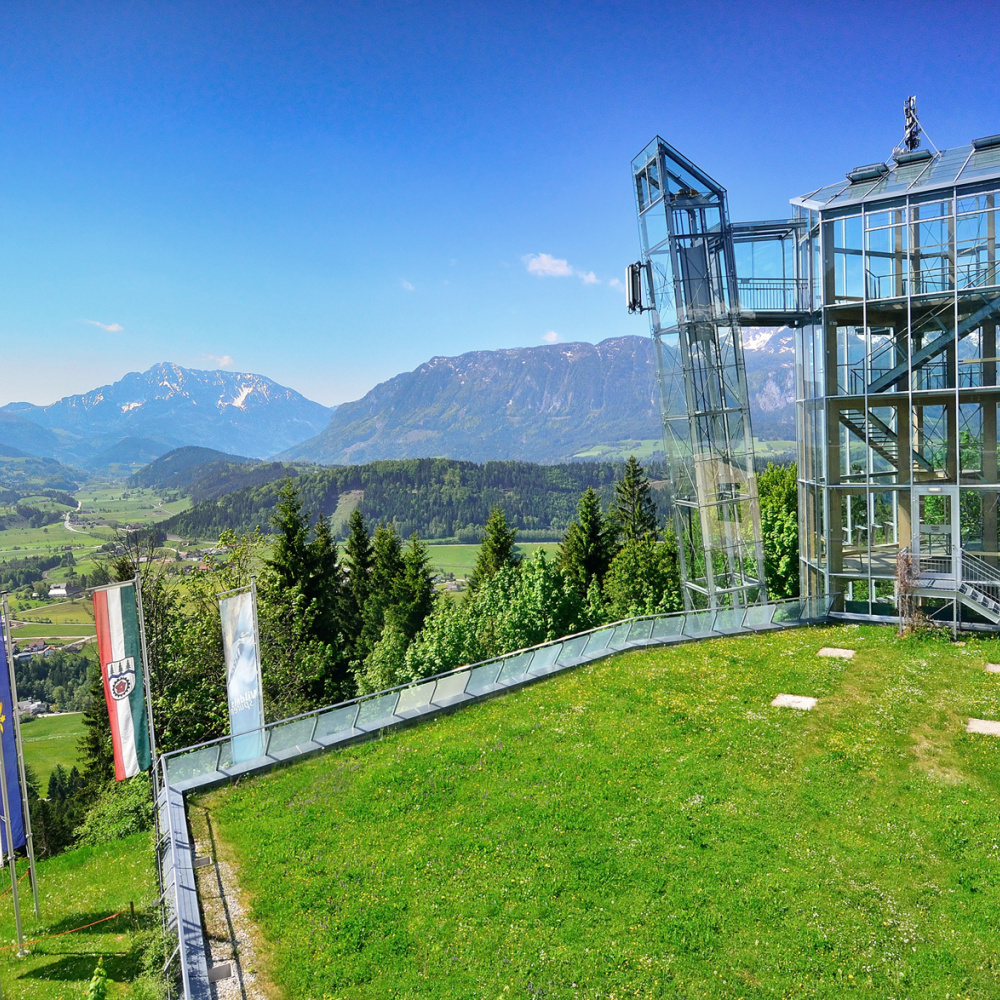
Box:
610;456;659;543
267;478;310;592
344;509;374;613
559;487;615;596
308;514;346;644
468;506;519;592
398;534;436;640
357;524;406;661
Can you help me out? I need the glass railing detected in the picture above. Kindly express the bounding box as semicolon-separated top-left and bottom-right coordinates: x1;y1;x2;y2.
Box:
162;596;836;791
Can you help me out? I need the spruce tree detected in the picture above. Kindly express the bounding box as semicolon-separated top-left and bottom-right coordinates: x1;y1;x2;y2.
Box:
610;456;659;543
343;509;373;653
358;524;406;661
468;506;519;592
344;509;374;611
267;478;310;592
398;533;436;640
560;487;615;596
308;514;346;644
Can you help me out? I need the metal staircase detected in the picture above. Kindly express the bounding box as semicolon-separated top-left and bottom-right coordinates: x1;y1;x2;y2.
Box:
867;280;1000;395
908;547;1000;624
957;550;1000;622
839;408;934;472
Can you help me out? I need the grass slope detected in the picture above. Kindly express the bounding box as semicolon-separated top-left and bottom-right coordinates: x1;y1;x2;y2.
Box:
21;714;85;786
202;624;1000;998
0;832;159;999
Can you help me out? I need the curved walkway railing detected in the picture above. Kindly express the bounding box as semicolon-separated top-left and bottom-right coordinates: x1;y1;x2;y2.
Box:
162;594;834;792
156;593;835;999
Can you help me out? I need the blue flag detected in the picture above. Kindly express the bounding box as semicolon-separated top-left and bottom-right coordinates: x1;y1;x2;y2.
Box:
0;630;25;853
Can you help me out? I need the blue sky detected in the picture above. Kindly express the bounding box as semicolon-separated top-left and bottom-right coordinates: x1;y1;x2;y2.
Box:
1;0;997;406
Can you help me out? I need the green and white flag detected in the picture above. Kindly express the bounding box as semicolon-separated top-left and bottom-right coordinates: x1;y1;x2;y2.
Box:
93;582;151;780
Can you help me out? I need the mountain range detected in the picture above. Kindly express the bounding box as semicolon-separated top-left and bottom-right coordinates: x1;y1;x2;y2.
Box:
1;363;333;469
283;329;796;465
0;330;795;474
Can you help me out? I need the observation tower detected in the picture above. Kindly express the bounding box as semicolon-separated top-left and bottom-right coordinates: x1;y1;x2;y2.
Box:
631;101;1000;629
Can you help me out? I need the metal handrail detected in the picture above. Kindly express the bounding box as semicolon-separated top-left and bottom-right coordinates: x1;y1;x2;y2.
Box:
160;596;825;764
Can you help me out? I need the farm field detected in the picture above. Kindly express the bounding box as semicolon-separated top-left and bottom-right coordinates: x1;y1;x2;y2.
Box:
21;713;86;786
0;832;160;999
0;486;191;567
11;623;95;639
427;541;560;579
13;600;94;624
201;624;1000;998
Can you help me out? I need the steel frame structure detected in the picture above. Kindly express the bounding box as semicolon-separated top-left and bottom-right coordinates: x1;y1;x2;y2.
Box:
631;137;767;610
632;126;1000;630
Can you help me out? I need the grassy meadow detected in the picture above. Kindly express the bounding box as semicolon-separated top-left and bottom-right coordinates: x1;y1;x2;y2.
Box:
21;714;86;787
201;624;1000;998
0;832;161;999
427;542;560;580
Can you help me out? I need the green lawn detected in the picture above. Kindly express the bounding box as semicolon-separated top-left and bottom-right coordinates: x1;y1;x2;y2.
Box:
11;624;95;639
0;833;160;999
15;601;94;624
427;542;560;579
200;624;1000;998
21;714;86;787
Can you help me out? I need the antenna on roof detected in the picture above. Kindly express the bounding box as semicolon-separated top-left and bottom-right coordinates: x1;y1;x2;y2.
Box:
892;95;938;160
902;96;921;151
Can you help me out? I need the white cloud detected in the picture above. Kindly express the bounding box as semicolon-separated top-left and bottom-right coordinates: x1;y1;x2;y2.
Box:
401;280;415;292
523;253;603;285
86;320;123;333
206;354;235;368
524;253;573;278
608;277;625;292
542;330;560;343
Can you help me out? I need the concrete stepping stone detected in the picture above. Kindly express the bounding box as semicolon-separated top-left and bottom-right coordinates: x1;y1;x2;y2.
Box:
771;694;817;711
817;647;855;659
986;663;1000;673
967;718;1000;736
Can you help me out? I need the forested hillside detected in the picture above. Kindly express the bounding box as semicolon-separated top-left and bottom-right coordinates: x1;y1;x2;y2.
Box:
127;445;294;502
162;457;670;540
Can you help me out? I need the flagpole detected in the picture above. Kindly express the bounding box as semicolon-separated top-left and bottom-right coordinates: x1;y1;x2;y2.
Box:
0;703;23;956
1;595;39;918
133;577;159;783
132;577;166;906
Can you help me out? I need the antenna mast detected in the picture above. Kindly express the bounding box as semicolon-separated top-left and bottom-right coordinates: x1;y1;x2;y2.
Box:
903;95;921;152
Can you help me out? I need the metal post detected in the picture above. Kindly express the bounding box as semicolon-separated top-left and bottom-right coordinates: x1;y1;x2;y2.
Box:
0;704;23;955
1;594;39;918
134;577;160;788
134;578;167;916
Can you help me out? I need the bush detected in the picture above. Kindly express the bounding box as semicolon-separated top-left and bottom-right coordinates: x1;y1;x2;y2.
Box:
75;775;153;848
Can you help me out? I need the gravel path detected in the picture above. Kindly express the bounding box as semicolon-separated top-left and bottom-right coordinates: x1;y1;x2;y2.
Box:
193;815;271;1000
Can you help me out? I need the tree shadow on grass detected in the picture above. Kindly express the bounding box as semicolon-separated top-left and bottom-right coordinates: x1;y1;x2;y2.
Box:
13;951;142;984
1;909;155;983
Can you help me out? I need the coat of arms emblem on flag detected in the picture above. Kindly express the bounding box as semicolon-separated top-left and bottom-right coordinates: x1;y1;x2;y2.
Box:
93;582;152;780
107;658;137;701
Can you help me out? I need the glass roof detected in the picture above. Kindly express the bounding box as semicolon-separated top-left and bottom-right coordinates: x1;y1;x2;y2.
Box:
792;142;1000;211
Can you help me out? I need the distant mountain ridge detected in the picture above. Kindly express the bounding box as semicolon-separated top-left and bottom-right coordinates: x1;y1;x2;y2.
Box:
283;332;795;466
283;337;663;466
0;335;795;475
2;363;333;469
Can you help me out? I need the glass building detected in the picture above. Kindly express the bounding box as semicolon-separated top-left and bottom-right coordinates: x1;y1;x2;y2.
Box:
633;129;1000;628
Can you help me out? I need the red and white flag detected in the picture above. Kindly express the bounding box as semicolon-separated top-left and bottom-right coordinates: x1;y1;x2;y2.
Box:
93;582;151;780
